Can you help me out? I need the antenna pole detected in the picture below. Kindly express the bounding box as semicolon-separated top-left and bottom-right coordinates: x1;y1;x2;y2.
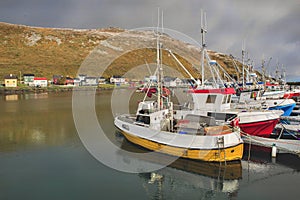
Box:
242;40;245;88
200;10;207;86
156;8;161;110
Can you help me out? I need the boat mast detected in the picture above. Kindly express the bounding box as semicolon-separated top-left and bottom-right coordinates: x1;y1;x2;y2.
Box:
282;64;286;85
261;57;266;90
200;10;207;86
156;8;161;110
242;41;245;88
155;8;165;110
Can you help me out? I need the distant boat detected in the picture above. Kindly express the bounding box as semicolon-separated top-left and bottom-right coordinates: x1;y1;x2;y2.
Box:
283;90;300;99
235;88;296;116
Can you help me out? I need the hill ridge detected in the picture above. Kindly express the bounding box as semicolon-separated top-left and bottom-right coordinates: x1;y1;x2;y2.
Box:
0;22;244;81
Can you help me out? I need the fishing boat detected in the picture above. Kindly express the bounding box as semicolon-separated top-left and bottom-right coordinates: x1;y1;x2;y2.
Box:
173;87;283;138
114;20;243;162
263;98;296;116
167;13;283;138
234;88;296;116
114;100;244;162
283;89;300;99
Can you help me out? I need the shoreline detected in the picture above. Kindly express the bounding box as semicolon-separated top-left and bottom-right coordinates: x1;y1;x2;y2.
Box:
0;84;135;95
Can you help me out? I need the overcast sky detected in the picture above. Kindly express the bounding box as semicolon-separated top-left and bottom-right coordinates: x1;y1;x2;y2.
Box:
1;0;299;81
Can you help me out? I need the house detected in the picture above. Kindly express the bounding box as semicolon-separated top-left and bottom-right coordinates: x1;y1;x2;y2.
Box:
98;77;106;84
73;78;80;86
164;77;184;87
4;74;18;87
144;76;157;83
82;77;98;86
110;76;126;85
78;74;87;82
33;77;48;87
52;75;63;85
65;77;74;85
23;74;35;86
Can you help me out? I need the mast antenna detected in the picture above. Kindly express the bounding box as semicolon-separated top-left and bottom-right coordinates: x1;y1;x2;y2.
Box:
200;10;207;86
242;40;246;87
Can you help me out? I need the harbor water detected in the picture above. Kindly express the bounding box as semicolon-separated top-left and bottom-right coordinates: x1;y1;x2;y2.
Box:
0;89;299;200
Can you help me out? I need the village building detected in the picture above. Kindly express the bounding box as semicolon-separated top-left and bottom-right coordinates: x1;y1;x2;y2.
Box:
52;75;63;85
23;74;35;86
78;74;87;82
163;76;184;87
4;74;18;87
98;77;106;84
33;77;48;87
144;76;157;83
82;77;98;86
110;76;126;85
73;78;80;86
65;77;74;85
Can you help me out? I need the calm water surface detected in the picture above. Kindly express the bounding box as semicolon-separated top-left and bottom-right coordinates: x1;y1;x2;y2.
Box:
0;90;299;200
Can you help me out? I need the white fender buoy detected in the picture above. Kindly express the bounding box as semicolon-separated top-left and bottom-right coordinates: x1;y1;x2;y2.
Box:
271;143;277;158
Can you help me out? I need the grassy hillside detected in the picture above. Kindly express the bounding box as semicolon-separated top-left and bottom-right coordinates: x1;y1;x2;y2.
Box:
0;22;247;81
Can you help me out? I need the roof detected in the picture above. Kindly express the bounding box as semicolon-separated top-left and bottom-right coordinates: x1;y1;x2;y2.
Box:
85;77;97;79
189;87;236;95
23;73;35;76
4;74;18;79
34;77;47;80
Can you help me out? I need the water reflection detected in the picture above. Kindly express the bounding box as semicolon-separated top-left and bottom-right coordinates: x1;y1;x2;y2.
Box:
117;135;242;199
0;92;76;153
24;92;49;100
117;130;300;199
5;94;18;101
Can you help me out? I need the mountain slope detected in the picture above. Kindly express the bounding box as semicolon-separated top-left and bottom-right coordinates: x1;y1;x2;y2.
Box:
0;22;245;80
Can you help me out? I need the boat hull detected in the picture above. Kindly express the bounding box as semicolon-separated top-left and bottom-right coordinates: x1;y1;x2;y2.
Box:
120;130;244;162
115;116;243;162
239;118;279;138
266;99;296;116
268;103;296;116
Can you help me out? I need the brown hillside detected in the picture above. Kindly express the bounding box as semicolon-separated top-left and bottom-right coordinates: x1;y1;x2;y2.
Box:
0;22;246;81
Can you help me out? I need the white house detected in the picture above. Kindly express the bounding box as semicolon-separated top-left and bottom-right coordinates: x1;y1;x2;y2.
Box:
110;76;126;85
33;77;48;87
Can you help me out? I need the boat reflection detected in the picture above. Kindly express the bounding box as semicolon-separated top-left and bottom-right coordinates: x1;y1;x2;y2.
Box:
117;134;242;194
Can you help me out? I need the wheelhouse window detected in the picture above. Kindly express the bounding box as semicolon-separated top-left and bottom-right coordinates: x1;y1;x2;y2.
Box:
222;96;227;104
227;95;231;103
206;95;217;103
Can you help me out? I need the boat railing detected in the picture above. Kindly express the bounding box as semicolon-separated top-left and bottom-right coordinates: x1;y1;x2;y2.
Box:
117;115;135;124
133;121;150;127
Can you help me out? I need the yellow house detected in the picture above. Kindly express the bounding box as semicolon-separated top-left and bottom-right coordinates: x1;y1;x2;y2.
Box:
4;74;18;87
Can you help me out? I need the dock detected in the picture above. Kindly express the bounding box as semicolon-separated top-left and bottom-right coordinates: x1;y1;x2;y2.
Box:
281;116;300;123
292;110;300;116
275;123;300;133
242;134;300;156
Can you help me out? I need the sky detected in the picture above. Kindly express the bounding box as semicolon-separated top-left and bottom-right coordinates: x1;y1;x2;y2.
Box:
1;0;299;81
